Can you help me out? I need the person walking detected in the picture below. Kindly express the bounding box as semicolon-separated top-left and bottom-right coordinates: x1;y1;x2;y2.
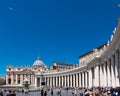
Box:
44;89;47;96
51;88;53;96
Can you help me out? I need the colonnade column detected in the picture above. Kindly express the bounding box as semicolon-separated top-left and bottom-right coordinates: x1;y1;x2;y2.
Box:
99;64;104;87
107;60;111;87
82;72;84;87
88;69;92;88
115;52;119;86
85;72;88;87
62;76;63;87
65;76;66;87
70;75;72;87
52;77;55;87
73;74;75;87
56;76;58;87
94;65;99;86
59;76;61;87
67;75;69;87
111;56;115;87
47;77;49;87
50;77;52;87
76;73;78;87
103;63;107;87
79;73;81;87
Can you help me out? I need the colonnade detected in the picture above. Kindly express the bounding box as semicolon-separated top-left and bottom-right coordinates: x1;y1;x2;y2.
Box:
35;48;120;88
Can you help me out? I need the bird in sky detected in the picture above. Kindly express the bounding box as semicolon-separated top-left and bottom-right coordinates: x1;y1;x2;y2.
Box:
9;6;13;10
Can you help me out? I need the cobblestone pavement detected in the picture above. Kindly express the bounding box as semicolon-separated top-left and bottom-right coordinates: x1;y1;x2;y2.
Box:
16;89;84;96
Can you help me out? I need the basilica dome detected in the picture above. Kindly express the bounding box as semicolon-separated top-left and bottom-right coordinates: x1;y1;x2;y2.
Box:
32;56;45;66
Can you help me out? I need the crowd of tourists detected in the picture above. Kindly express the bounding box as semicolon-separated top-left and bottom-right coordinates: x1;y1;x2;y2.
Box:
84;87;120;96
0;86;120;96
0;89;16;96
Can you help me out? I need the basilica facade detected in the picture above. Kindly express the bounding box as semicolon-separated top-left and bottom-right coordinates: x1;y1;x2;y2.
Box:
6;19;120;88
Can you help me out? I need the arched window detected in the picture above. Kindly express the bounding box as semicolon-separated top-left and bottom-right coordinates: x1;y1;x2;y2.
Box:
8;78;11;84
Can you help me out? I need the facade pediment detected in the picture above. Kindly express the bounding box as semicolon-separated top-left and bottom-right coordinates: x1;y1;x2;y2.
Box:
21;69;34;74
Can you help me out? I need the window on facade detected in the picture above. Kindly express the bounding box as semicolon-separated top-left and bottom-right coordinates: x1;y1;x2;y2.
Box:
9;68;11;71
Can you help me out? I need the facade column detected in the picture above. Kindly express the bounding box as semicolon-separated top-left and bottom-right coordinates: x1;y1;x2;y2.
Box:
6;75;8;85
20;75;23;84
35;77;37;87
16;75;18;84
88;69;92;88
11;74;13;85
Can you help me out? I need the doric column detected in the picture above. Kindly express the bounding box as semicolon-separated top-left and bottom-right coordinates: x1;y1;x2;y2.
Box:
50;77;52;87
115;52;119;86
76;73;78;87
99;64;104;87
59;76;61;87
107;60;111;87
103;63;107;87
47;77;49;87
88;69;92;88
85;72;88;87
94;65;99;86
65;76;66;87
82;72;84;87
73;74;75;87
79;73;81;87
67;75;69;87
70;75;72;87
52;77;55;87
61;76;63;87
111;56;115;87
56;76;58;87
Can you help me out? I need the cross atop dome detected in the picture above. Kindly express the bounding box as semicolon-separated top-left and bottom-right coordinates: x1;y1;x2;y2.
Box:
37;56;40;60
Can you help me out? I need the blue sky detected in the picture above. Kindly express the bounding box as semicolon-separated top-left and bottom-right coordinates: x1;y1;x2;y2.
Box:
0;0;120;76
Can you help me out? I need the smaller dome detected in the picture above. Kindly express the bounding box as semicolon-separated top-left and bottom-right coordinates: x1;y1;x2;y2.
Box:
33;56;45;66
